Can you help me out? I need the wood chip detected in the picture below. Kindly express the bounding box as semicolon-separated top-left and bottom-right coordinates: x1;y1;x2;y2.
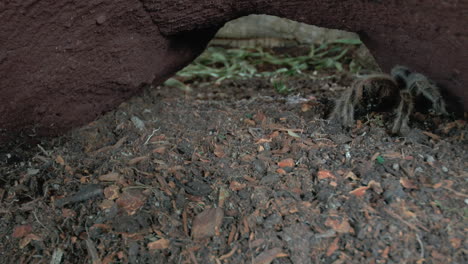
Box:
148;238;170;250
98;172;121;182
192;208;224;240
116;190;146;215
400;177;418;189
12;224;32;238
103;185;120;200
326;237;340;257
349;186;369;197
253;248;285;264
229;181;247;191
325;217;353;234
278;158;294;168
318;170;336;180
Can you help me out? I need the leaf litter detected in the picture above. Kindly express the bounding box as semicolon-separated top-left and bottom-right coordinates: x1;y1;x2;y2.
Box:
0;44;467;263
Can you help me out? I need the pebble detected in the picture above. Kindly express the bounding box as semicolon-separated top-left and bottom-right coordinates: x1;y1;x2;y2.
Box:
442;166;449;173
27;168;40;175
392;163;400;171
425;155;435;164
131;116;146;131
344;144;351;159
95;14;107;25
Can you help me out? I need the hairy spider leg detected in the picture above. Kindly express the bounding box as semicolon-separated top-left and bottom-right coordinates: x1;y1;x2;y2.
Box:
406;73;448;115
392;90;414;134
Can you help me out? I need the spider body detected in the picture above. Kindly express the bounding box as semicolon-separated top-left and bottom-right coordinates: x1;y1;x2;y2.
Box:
330;66;448;134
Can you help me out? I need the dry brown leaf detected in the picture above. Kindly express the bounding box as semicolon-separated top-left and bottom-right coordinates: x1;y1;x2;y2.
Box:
12;224;32;238
128;156;149;165
253;248;285;264
192;208;224;240
152;146;166;154
79;176;90;183
65;165;74;174
255;138;272;144
276;168;287;174
93;136;127;154
272;145;291;154
90;223;112;231
244;119;256;126
19;236;32;249
344;171;359;181
250;239;265;248
103;185;120;200
441;122;458;134
382;152;401;159
102;252;117;264
148;238;170;250
229;181;246;191
243;175;257;183
381;246;390;259
441;180;454;188
116;190;146;215
240;154;255;162
98;199;115;210
301;103;312;112
449;237;462;249
278;158;294;168
431;250;446;260
98;172;121;182
214;144;226;158
400;178;418;189
441;120;465;134
55;155;65;166
19;234;42;249
325;218;353;233
422;131;440;140
368;180;383;194
218;187;230;208
318;170;336;180
349;186;369;197
269;131;280;139
402;208;417;218
254;112;266;123
62;208;77;218
356;120;363;129
326;237;340;257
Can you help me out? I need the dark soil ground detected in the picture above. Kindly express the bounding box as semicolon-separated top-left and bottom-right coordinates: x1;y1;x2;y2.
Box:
1;46;467;264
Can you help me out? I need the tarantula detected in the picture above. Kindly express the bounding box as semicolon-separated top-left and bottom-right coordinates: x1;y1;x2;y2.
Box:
329;66;448;134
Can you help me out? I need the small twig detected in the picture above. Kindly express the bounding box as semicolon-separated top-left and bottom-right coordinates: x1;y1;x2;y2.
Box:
144;128;161;145
32;210;49;231
219;245;238;261
85;238;102;264
442;186;468;198
383;208;429;232
37;144;51;157
54;184;103;207
188;250;199;264
415;233;425;259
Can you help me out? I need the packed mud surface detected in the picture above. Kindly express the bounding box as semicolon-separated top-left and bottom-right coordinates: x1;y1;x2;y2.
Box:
1;46;467;264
